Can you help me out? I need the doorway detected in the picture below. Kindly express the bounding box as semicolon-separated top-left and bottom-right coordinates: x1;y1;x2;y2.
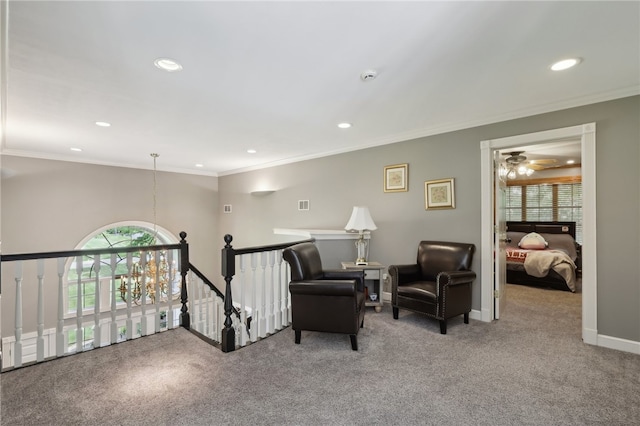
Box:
480;123;598;345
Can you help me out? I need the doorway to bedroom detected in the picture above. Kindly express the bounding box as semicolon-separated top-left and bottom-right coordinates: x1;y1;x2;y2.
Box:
480;123;597;346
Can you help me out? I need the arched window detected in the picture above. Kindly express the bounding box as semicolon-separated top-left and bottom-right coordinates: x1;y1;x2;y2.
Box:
65;222;180;348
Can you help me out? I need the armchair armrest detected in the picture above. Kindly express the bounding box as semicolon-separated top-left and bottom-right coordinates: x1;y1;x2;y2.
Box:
323;269;365;291
388;264;421;286
437;270;477;287
290;280;358;296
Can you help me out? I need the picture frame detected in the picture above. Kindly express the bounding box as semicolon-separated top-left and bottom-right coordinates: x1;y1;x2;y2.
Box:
383;163;408;192
425;178;455;210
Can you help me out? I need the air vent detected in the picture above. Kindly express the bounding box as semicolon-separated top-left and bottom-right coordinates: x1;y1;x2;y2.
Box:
223;205;232;214
298;200;309;211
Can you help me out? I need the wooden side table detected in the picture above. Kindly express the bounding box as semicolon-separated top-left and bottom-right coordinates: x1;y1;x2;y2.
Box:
341;261;385;312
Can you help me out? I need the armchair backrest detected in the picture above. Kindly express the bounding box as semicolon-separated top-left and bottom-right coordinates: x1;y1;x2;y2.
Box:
283;242;324;281
417;241;475;280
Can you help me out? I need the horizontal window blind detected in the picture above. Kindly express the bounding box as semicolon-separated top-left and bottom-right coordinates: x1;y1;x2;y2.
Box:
505;182;582;243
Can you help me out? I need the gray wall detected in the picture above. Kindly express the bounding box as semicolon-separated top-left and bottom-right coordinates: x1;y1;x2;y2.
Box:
1;157;219;334
218;95;640;343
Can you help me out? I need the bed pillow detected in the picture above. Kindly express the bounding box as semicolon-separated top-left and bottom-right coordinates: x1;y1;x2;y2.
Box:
518;232;548;249
543;233;578;260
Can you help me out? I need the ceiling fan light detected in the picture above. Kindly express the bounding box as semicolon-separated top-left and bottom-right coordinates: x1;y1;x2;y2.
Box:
526;168;534;176
517;166;528;175
507;169;516;180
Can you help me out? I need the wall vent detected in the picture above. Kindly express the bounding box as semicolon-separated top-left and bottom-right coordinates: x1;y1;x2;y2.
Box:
298;200;309;211
223;204;232;213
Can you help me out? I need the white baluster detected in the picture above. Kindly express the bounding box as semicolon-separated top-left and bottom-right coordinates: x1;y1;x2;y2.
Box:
260;251;268;337
250;252;258;342
238;255;247;346
14;261;23;368
93;255;101;348
266;250;275;333
140;252;148;336
275;250;284;330
56;258;65;357
36;259;45;362
75;255;83;353
110;254;118;344
166;250;174;329
126;253;133;340
205;281;211;337
154;250;161;333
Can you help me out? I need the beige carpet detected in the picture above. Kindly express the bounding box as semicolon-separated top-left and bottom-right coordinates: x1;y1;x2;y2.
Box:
1;284;638;425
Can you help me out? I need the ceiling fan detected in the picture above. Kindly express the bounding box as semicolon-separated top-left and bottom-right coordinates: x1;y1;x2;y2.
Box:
503;151;557;170
501;151;557;179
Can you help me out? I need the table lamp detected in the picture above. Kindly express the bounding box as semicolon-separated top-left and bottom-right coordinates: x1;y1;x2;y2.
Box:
345;206;377;265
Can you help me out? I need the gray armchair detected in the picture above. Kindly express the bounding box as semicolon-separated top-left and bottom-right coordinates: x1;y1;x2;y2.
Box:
389;241;476;334
283;242;366;350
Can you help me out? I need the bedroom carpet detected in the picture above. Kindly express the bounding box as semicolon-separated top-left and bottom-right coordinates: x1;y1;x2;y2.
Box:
1;283;638;425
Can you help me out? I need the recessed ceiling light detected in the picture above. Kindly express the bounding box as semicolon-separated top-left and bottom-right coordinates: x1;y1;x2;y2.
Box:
550;58;581;71
247;149;257;154
70;147;82;152
337;122;352;129
567;159;575;164
154;58;183;72
195;163;204;168
95;121;111;127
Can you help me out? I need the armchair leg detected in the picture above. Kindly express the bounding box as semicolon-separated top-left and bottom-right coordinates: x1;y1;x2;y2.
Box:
464;313;469;324
350;335;358;351
393;307;399;319
295;330;301;344
439;320;447;334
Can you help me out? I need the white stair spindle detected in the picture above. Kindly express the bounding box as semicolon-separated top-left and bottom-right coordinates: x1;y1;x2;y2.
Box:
93;255;101;348
56;257;65;357
140;252;148;336
110;254;118;344
154;250;161;333
14;261;23;368
126;253;133;340
37;259;45;362
250;253;258;342
260;251;268;337
268;250;277;333
238;255;247;346
167;250;174;328
75;255;83;353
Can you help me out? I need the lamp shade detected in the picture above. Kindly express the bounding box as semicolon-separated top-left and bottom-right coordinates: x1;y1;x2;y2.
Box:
345;206;377;232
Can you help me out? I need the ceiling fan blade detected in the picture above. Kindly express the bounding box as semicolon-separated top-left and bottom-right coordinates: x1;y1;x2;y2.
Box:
530;158;556;165
527;163;546;171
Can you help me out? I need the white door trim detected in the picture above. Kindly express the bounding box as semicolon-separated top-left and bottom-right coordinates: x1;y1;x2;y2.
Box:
480;123;597;345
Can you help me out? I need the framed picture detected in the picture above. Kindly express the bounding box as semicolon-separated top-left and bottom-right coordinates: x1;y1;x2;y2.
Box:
425;178;455;210
383;163;408;192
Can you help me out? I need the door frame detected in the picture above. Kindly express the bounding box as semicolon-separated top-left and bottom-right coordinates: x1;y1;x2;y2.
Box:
480;123;597;345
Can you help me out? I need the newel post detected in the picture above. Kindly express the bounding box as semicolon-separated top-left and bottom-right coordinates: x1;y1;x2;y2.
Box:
179;231;190;330
221;234;236;352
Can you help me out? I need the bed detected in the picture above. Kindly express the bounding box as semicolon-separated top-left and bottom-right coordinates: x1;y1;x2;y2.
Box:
505;221;581;292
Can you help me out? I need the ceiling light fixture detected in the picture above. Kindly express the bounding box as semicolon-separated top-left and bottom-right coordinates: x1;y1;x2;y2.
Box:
567;160;575;165
247;149;257;154
195;163;204;168
95;121;111;127
154;58;183;72
550;58;581;71
337;122;352;129
70;147;82;152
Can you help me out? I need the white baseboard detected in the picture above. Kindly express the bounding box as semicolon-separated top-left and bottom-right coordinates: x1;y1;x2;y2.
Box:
595;333;640;355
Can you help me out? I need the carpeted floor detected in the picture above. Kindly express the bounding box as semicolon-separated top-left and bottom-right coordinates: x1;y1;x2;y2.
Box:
1;284;639;425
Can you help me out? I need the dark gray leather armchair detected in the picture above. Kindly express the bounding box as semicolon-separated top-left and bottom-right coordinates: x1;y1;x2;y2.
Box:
389;241;476;334
283;242;366;350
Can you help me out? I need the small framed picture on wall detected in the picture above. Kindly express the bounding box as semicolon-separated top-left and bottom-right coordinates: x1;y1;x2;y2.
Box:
383;163;408;192
425;178;455;209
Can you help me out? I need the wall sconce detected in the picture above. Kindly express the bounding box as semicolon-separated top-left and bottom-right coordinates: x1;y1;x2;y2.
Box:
250;190;275;196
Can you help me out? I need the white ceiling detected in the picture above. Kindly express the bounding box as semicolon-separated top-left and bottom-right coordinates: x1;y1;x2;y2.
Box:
2;1;638;176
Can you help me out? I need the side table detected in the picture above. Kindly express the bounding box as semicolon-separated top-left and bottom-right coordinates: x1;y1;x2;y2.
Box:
341;261;385;312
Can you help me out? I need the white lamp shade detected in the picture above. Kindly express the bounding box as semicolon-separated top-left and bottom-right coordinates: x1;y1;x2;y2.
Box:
345;206;377;232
